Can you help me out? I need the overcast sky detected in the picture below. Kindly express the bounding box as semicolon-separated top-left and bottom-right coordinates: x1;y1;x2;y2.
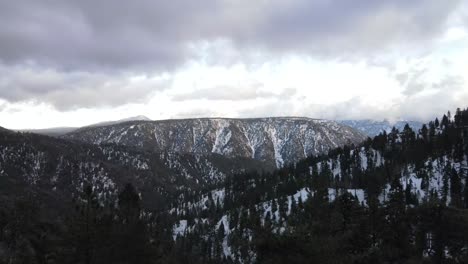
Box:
1;0;467;129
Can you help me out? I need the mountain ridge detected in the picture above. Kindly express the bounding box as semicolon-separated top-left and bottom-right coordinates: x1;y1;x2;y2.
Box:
2;108;468;263
14;116;423;139
15;115;153;136
63;117;367;168
338;119;424;137
0;127;273;210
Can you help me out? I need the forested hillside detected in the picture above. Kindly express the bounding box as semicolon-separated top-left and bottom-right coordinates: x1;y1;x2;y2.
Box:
1;108;468;263
339;119;423;137
168;108;468;263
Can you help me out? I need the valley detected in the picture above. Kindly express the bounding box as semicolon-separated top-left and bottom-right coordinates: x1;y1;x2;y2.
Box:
1;110;468;263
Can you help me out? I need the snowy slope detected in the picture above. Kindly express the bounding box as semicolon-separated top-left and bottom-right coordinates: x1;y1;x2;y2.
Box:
0;128;272;211
64;117;367;168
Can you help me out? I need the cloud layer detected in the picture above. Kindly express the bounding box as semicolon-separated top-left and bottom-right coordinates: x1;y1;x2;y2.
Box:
0;0;466;127
0;64;170;110
0;0;462;69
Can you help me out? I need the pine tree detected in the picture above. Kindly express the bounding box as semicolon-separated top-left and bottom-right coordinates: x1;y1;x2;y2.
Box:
382;179;411;261
441;114;449;129
420;124;429;142
442;164;451;204
450;168;462;208
111;183;156;264
68;185;102;264
335;192;358;232
465;180;468;209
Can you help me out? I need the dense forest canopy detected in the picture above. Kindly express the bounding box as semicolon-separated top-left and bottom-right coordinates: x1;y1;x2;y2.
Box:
1;108;468;263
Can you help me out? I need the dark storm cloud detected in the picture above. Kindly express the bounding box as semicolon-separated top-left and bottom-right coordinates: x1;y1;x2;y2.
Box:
0;0;461;70
0;0;462;109
0;64;170;110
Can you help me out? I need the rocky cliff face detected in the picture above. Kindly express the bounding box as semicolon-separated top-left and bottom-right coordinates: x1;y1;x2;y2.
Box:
64;117;366;167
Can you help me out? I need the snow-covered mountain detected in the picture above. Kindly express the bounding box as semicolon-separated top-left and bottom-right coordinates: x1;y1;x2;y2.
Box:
338;119;423;137
2;109;468;263
17;116;152;137
63;117;367;167
0;127;272;209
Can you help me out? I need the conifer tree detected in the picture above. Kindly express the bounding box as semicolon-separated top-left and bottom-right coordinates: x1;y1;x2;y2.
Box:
450;168;463;208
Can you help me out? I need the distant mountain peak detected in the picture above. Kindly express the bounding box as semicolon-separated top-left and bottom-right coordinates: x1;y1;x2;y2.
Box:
87;115;152;128
122;115;151;121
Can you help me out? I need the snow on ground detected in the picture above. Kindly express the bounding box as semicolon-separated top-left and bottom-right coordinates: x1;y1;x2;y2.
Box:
173;220;188;240
212;120;232;155
216;215;233;258
360;149;368;170
328;188;366;205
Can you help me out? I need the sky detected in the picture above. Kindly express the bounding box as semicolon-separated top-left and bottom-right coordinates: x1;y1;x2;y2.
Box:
0;0;467;129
